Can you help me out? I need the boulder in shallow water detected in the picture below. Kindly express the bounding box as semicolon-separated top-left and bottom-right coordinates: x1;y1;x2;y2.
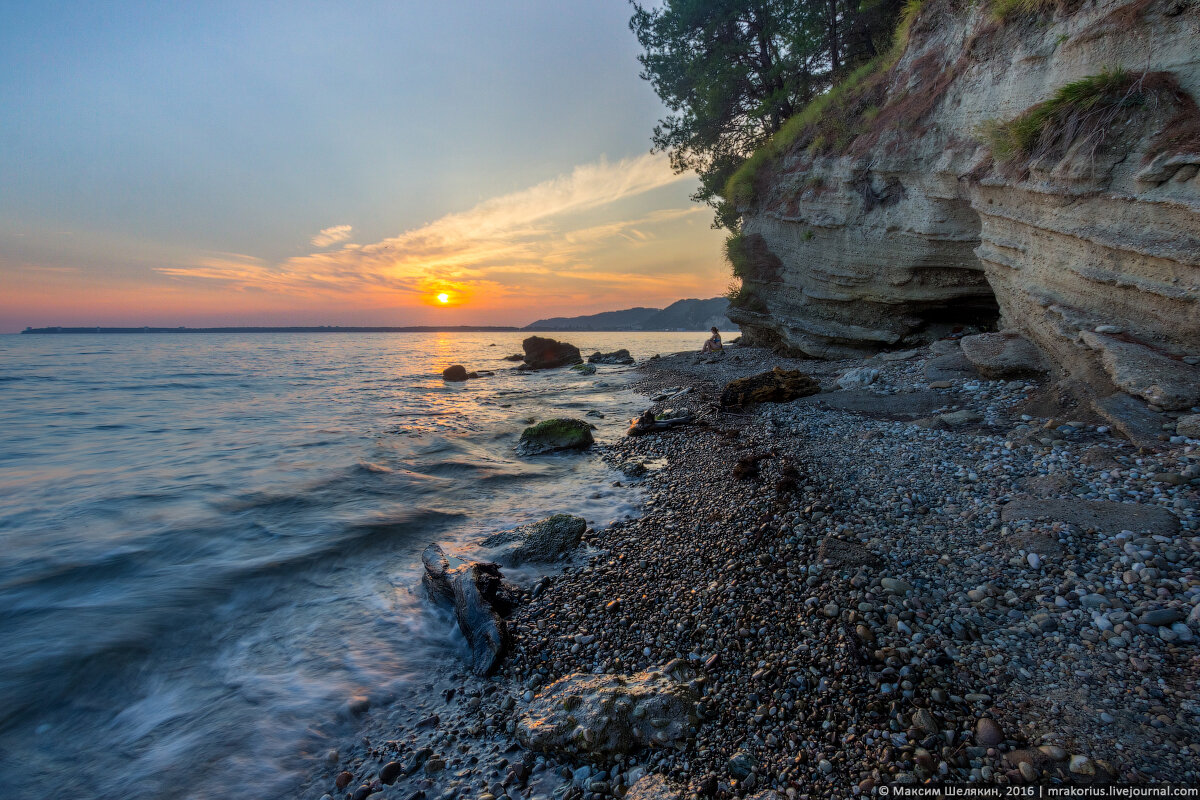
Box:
516;670;699;755
588;349;635;365
517;418;594;455
571;363;597;375
719;367;819;408
443;365;470;381
519;336;583;370
482;514;586;564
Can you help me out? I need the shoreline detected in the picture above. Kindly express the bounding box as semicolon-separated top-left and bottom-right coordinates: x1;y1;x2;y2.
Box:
305;344;1199;799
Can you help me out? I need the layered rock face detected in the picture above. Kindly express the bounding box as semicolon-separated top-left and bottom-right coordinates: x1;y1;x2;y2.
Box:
731;0;1199;410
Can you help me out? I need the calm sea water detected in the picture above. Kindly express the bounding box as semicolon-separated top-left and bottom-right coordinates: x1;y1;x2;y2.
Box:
0;331;702;799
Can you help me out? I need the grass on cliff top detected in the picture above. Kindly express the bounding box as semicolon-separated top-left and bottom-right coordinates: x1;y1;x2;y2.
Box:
979;68;1158;163
724;0;925;208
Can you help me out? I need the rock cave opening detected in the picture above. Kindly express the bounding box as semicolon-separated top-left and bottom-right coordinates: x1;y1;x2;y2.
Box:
911;292;1001;339
907;198;1001;343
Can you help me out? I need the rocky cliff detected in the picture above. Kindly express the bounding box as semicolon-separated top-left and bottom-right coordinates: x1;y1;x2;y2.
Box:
728;0;1199;429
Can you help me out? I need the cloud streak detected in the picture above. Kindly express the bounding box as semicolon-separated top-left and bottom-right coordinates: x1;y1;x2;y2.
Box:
311;225;353;247
158;153;706;309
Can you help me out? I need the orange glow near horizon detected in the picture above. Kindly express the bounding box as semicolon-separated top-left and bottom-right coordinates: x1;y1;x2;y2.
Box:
0;155;732;332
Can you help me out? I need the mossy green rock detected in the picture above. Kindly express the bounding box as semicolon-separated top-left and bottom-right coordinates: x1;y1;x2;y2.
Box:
517;418;594;455
482;514;586;564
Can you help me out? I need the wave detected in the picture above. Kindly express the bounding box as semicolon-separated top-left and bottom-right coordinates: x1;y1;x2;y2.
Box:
0;506;457;731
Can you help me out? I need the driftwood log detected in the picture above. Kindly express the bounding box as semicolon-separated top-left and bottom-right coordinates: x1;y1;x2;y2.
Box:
627;414;696;437
421;544;520;676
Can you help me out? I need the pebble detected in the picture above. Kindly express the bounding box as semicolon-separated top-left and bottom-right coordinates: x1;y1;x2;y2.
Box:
1069;755;1096;775
975;718;1004;746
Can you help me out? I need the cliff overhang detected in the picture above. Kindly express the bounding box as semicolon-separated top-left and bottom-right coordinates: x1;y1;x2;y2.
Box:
729;0;1200;425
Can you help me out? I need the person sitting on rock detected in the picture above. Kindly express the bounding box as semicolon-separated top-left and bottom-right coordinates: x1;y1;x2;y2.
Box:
701;326;723;353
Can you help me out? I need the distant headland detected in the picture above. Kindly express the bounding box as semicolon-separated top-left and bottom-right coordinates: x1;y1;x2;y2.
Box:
21;298;733;335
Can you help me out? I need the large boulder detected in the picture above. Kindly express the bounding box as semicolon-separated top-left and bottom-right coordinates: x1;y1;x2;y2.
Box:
482;514;586;565
959;332;1046;379
443;364;471;381
588;349;635;365
836;366;879;389
1080;332;1200;411
719;367;819;408
624;776;681;800
924;350;979;382
517;419;594;456
421;544;519;676
516;671;699;755
520;336;583;370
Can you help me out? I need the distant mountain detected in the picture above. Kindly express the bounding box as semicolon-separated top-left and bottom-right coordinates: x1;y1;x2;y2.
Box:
523;297;733;332
522;307;660;331
641;298;732;331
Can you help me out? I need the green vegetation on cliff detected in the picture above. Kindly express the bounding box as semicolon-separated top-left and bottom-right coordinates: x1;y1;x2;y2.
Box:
724;0;926;208
980;69;1200;165
981;69;1134;161
629;0;906;229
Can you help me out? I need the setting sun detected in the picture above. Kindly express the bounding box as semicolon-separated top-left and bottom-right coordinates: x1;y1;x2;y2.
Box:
436;293;449;304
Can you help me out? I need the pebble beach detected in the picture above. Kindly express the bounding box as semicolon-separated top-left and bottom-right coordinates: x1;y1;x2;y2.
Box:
306;342;1200;800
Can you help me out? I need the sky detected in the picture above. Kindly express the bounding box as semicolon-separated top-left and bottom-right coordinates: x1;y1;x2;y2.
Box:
0;1;728;332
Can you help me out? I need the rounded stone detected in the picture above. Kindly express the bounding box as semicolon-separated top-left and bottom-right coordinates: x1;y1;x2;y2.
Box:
975;717;1004;746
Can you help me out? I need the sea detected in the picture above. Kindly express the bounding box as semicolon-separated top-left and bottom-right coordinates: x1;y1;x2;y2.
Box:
0;331;702;799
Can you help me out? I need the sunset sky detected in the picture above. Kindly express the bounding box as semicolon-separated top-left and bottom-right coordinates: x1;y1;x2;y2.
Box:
0;2;728;332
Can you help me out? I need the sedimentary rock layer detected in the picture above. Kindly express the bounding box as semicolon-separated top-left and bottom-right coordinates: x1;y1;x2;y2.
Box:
731;0;1200;410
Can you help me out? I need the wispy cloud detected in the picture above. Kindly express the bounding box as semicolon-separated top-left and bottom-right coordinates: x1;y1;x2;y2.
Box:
311;224;353;248
157;153;703;308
